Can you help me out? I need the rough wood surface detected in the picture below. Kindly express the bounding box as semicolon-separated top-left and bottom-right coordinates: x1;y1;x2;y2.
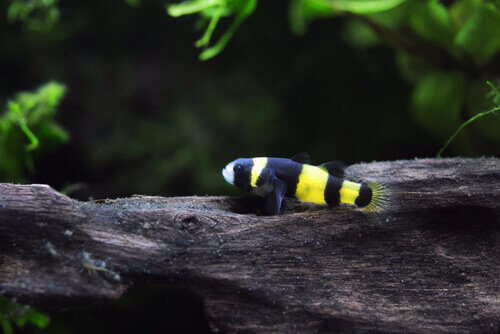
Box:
0;158;499;333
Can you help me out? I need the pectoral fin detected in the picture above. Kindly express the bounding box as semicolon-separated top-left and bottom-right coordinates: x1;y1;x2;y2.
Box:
255;168;272;187
264;177;287;215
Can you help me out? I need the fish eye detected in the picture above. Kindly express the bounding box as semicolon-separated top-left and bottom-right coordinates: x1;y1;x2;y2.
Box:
233;164;242;173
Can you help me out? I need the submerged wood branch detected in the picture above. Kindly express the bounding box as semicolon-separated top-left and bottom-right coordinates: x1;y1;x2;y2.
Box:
1;158;499;333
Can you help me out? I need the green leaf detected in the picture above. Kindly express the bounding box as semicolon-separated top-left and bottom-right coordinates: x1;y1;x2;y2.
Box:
477;80;500;141
289;0;408;35
38;122;69;142
437;81;500;157
7;0;60;32
7;102;39;151
341;18;381;48
167;0;258;60
331;0;409;14
460;79;500;145
199;0;257;60
167;0;224;17
449;0;482;29
125;0;141;7
412;71;467;145
395;51;433;84
455;4;500;65
289;0;335;35
1;81;67;181
0;315;13;334
39;81;66;110
486;80;500;106
409;1;455;54
0;295;49;332
195;1;226;47
26;309;50;328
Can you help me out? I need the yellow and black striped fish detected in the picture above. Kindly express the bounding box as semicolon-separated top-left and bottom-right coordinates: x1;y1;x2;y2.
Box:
222;153;389;217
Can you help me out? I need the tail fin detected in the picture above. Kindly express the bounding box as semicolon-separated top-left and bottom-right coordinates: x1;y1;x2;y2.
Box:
359;181;392;222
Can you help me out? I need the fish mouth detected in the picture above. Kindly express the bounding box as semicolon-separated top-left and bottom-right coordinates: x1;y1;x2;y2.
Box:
222;163;235;185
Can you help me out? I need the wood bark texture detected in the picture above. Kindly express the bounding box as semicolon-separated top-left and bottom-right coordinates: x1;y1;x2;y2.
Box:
0;158;499;333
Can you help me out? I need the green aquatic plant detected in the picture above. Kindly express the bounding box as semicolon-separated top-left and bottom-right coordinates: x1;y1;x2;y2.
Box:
7;0;60;32
166;0;413;59
168;0;500;155
437;81;500;157
0;295;49;334
0;81;67;329
0;81;68;182
167;0;257;60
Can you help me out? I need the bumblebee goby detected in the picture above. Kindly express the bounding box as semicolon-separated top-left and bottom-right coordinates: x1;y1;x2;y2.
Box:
222;153;390;217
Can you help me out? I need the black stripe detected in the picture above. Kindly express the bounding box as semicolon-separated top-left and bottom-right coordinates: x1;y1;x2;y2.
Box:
256;168;271;187
234;159;253;192
324;176;343;207
355;182;373;208
266;158;302;198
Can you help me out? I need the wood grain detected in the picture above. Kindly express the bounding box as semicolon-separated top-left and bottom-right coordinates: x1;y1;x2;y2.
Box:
0;158;499;333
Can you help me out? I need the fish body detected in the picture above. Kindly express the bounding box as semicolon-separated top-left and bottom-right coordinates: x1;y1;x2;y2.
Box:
222;154;389;217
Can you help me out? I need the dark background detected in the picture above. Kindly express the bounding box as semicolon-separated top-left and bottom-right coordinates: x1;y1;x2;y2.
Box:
1;0;498;333
0;0;427;201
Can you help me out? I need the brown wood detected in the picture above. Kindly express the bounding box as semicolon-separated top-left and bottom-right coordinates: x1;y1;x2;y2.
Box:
0;158;499;333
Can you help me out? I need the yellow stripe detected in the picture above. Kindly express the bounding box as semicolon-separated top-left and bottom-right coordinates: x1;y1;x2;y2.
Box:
295;164;328;204
339;180;361;205
251;157;268;188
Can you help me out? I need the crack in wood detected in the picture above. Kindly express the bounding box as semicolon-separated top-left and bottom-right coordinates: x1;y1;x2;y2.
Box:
0;158;499;333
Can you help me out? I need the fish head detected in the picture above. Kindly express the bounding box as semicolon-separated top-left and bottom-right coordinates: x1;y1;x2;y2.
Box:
222;158;253;192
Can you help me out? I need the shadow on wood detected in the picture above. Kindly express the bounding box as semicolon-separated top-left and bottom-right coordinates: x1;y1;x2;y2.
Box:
0;158;499;333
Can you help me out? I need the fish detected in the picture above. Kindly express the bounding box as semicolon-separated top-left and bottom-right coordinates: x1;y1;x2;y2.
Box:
222;153;390;218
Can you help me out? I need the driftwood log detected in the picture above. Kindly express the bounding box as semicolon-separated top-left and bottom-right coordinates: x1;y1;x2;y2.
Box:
0;158;499;333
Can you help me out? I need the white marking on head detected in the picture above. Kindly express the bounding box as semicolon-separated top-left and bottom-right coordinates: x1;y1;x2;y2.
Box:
222;162;235;185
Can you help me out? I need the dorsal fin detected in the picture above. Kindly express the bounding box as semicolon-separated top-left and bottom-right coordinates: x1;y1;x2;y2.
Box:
318;161;345;178
290;153;311;164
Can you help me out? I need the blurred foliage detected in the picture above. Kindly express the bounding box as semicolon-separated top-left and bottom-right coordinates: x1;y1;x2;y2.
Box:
437;81;500;156
170;0;500;156
289;0;409;35
0;82;67;182
0;1;498;333
411;70;470;150
7;0;60;33
167;0;257;60
3;0;88;57
44;285;209;334
125;0;142;8
85;70;282;197
487;80;500;105
0;295;49;334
